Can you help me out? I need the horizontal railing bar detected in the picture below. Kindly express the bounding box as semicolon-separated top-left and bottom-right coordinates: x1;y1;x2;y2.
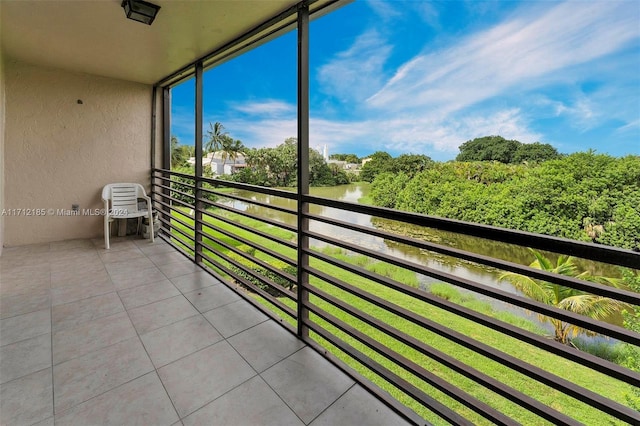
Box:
305;248;640;387
303;195;640;269
305;213;640;305
201;186;297;216
152;193;194;211
152;168;196;181
305;301;514;425
157;209;194;231
198;205;297;252
300;337;427;426
197;230;297;301
164;235;194;255
198;244;297;318
305;318;471;426
153;168;297;201
156;216;195;244
196;228;297;300
305;281;580;425
157;207;194;228
199;172;298;200
151;168;638;423
200;197;297;233
193;257;298;335
153;182;196;202
202;262;296;321
157;233;195;262
305;262;640;423
198;208;297;267
198;198;297;236
305;230;640;346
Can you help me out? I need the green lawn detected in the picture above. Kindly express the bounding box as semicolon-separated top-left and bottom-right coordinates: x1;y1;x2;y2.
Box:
168;207;635;425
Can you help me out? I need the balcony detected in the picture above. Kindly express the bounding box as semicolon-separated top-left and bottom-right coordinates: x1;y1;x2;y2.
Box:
1;0;639;425
148;169;640;426
0;236;410;425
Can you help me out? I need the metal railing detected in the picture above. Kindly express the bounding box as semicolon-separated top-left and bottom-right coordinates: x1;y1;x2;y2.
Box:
152;167;640;426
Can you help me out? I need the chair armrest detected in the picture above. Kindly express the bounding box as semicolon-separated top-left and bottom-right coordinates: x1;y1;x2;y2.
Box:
101;185;111;203
142;194;153;210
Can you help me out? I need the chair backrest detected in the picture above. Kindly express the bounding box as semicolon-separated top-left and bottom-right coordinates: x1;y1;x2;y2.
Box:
102;183;146;213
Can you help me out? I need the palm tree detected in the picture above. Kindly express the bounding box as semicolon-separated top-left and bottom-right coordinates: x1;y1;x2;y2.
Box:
170;135;189;168
221;138;245;168
218;135;241;166
170;135;180;167
205;122;228;168
499;249;628;344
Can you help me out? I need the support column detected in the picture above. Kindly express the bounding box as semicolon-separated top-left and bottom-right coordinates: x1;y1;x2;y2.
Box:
161;87;171;234
296;1;310;338
195;62;204;264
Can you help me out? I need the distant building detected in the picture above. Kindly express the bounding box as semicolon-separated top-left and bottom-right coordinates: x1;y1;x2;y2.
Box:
327;159;360;170
327;159;347;168
187;152;246;175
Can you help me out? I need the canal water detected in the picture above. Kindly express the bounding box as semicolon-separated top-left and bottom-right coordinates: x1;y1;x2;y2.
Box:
220;183;626;334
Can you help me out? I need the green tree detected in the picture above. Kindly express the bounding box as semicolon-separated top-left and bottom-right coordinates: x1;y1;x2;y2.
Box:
382;152;640;250
219;135;245;167
233;138;348;187
619;269;640;410
393;154;433;178
456;136;520;163
360;151;394;182
513;142;560;163
330;153;360;164
170;136;191;169
205;121;228;167
499;249;628;344
371;172;411;208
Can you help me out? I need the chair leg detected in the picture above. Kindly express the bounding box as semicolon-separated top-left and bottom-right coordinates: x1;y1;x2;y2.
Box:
104;217;110;250
148;211;154;243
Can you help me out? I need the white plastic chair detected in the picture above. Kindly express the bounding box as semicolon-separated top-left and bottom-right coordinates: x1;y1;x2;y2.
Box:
102;183;154;249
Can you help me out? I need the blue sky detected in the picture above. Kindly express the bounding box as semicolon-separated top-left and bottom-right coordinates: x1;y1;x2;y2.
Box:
171;0;640;161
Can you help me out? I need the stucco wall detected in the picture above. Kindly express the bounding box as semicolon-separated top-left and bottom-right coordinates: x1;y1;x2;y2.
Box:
4;59;153;246
0;51;5;254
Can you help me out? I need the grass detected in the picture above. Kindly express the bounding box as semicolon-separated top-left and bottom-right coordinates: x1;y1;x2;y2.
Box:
572;338;627;365
167;207;635;425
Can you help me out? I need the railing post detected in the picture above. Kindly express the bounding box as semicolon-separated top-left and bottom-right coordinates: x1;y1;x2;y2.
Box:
151;84;157;181
161;86;172;235
296;1;310;339
194;62;204;264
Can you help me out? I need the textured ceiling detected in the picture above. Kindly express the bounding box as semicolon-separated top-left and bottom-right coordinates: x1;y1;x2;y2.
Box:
1;0;300;84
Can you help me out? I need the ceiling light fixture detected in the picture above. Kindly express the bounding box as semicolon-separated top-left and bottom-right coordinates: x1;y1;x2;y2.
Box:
121;0;161;25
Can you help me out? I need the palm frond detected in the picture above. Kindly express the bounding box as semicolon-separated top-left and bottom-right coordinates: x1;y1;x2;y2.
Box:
499;272;552;304
530;249;553;270
557;295;628;322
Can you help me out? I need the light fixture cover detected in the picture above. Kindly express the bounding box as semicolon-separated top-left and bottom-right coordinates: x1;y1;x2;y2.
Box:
122;0;160;25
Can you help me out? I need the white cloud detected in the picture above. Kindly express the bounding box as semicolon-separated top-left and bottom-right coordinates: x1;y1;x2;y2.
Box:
225;117;297;149
317;30;392;102
616;119;640;134
231;100;294;116
365;0;402;21
220;98;540;159
412;1;440;30
377;108;542;154
367;1;640;116
176;1;638;159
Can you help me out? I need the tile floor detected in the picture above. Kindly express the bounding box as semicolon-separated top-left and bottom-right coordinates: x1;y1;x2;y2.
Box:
0;237;411;426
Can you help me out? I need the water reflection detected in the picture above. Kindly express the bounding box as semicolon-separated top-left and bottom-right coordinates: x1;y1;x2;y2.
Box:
216;183;627;333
